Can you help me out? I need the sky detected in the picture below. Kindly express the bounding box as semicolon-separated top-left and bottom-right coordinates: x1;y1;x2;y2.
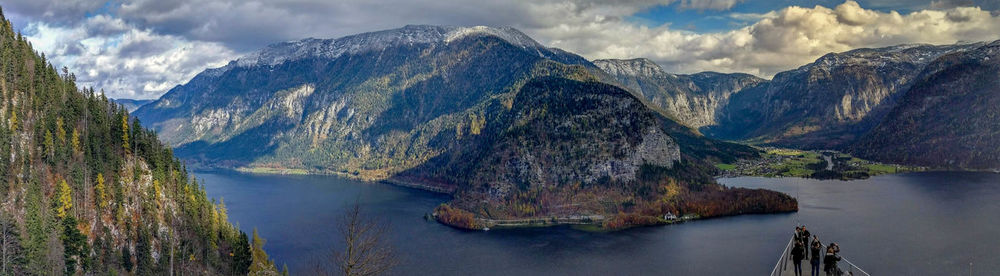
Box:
2;0;999;99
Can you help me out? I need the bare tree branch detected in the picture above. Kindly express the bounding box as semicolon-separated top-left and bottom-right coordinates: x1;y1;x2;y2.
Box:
314;203;397;276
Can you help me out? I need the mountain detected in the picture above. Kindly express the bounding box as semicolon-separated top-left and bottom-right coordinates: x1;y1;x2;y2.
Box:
111;98;153;112
849;41;1000;169
134;25;795;228
0;10;275;275
593;58;764;128
705;42;985;149
135;25;596;176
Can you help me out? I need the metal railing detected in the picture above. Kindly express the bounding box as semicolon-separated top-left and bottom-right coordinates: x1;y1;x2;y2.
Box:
771;235;871;276
771;236;794;276
840;257;871;276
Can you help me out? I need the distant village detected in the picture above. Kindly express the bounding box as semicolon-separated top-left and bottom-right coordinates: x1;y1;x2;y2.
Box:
716;148;924;180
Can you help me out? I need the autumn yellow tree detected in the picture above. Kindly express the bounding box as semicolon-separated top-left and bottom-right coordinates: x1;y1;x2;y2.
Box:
121;115;129;153
71;127;81;154
56;180;72;218
43;130;54;158
249;228;279;275
55;117;66;143
95;173;107;208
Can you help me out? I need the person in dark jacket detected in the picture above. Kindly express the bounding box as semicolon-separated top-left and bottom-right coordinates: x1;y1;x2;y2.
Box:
801;226;811;257
810;236;822;276
823;246;842;275
791;241;806;276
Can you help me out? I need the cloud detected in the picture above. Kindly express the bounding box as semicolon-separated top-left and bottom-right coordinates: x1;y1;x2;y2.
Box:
24;16;235;99
8;0;1000;99
541;1;1000;76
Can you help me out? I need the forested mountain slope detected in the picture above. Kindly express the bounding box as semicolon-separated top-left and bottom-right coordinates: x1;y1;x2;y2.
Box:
850;41;1000;169
0;9;277;275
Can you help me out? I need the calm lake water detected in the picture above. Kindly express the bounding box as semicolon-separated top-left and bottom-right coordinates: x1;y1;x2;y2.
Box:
196;171;1000;275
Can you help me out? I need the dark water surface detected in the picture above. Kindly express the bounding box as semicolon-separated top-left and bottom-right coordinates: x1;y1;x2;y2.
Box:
196;171;1000;275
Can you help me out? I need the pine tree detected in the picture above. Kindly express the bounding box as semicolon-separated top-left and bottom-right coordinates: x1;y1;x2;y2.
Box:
60;216;88;275
231;231;251;275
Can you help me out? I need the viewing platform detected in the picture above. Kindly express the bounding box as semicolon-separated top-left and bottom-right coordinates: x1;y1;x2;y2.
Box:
771;234;870;276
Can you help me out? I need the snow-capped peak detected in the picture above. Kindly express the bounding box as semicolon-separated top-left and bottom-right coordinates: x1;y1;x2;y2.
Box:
593;58;670;78
232;25;544;68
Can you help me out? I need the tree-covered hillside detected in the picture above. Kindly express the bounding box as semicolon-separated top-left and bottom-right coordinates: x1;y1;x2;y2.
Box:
400;77;796;229
850;41;1000;169
0;8;277;275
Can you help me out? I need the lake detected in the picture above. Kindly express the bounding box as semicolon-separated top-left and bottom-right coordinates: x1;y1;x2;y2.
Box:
196;171;1000;275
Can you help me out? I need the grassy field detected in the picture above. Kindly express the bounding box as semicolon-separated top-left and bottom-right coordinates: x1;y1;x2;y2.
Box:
237;167;312;175
715;163;737;171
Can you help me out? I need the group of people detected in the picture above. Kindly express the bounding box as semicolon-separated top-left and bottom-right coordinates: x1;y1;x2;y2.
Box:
789;226;845;276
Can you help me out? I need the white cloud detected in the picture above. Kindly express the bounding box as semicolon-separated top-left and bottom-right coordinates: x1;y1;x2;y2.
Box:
540;1;1000;77
24;16;235;99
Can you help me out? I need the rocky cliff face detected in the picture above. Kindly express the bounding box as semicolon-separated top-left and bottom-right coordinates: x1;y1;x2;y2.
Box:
400;77;792;224
850;41;1000;169
707;42;985;149
134;25;597;177
402;77;681;194
593;58;763;128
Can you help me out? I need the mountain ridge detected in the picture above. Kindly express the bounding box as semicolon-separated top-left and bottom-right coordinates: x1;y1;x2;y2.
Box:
593;58;765;128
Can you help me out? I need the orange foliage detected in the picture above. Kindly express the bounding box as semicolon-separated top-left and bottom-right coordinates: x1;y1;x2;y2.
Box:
435;204;481;230
603;213;661;229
